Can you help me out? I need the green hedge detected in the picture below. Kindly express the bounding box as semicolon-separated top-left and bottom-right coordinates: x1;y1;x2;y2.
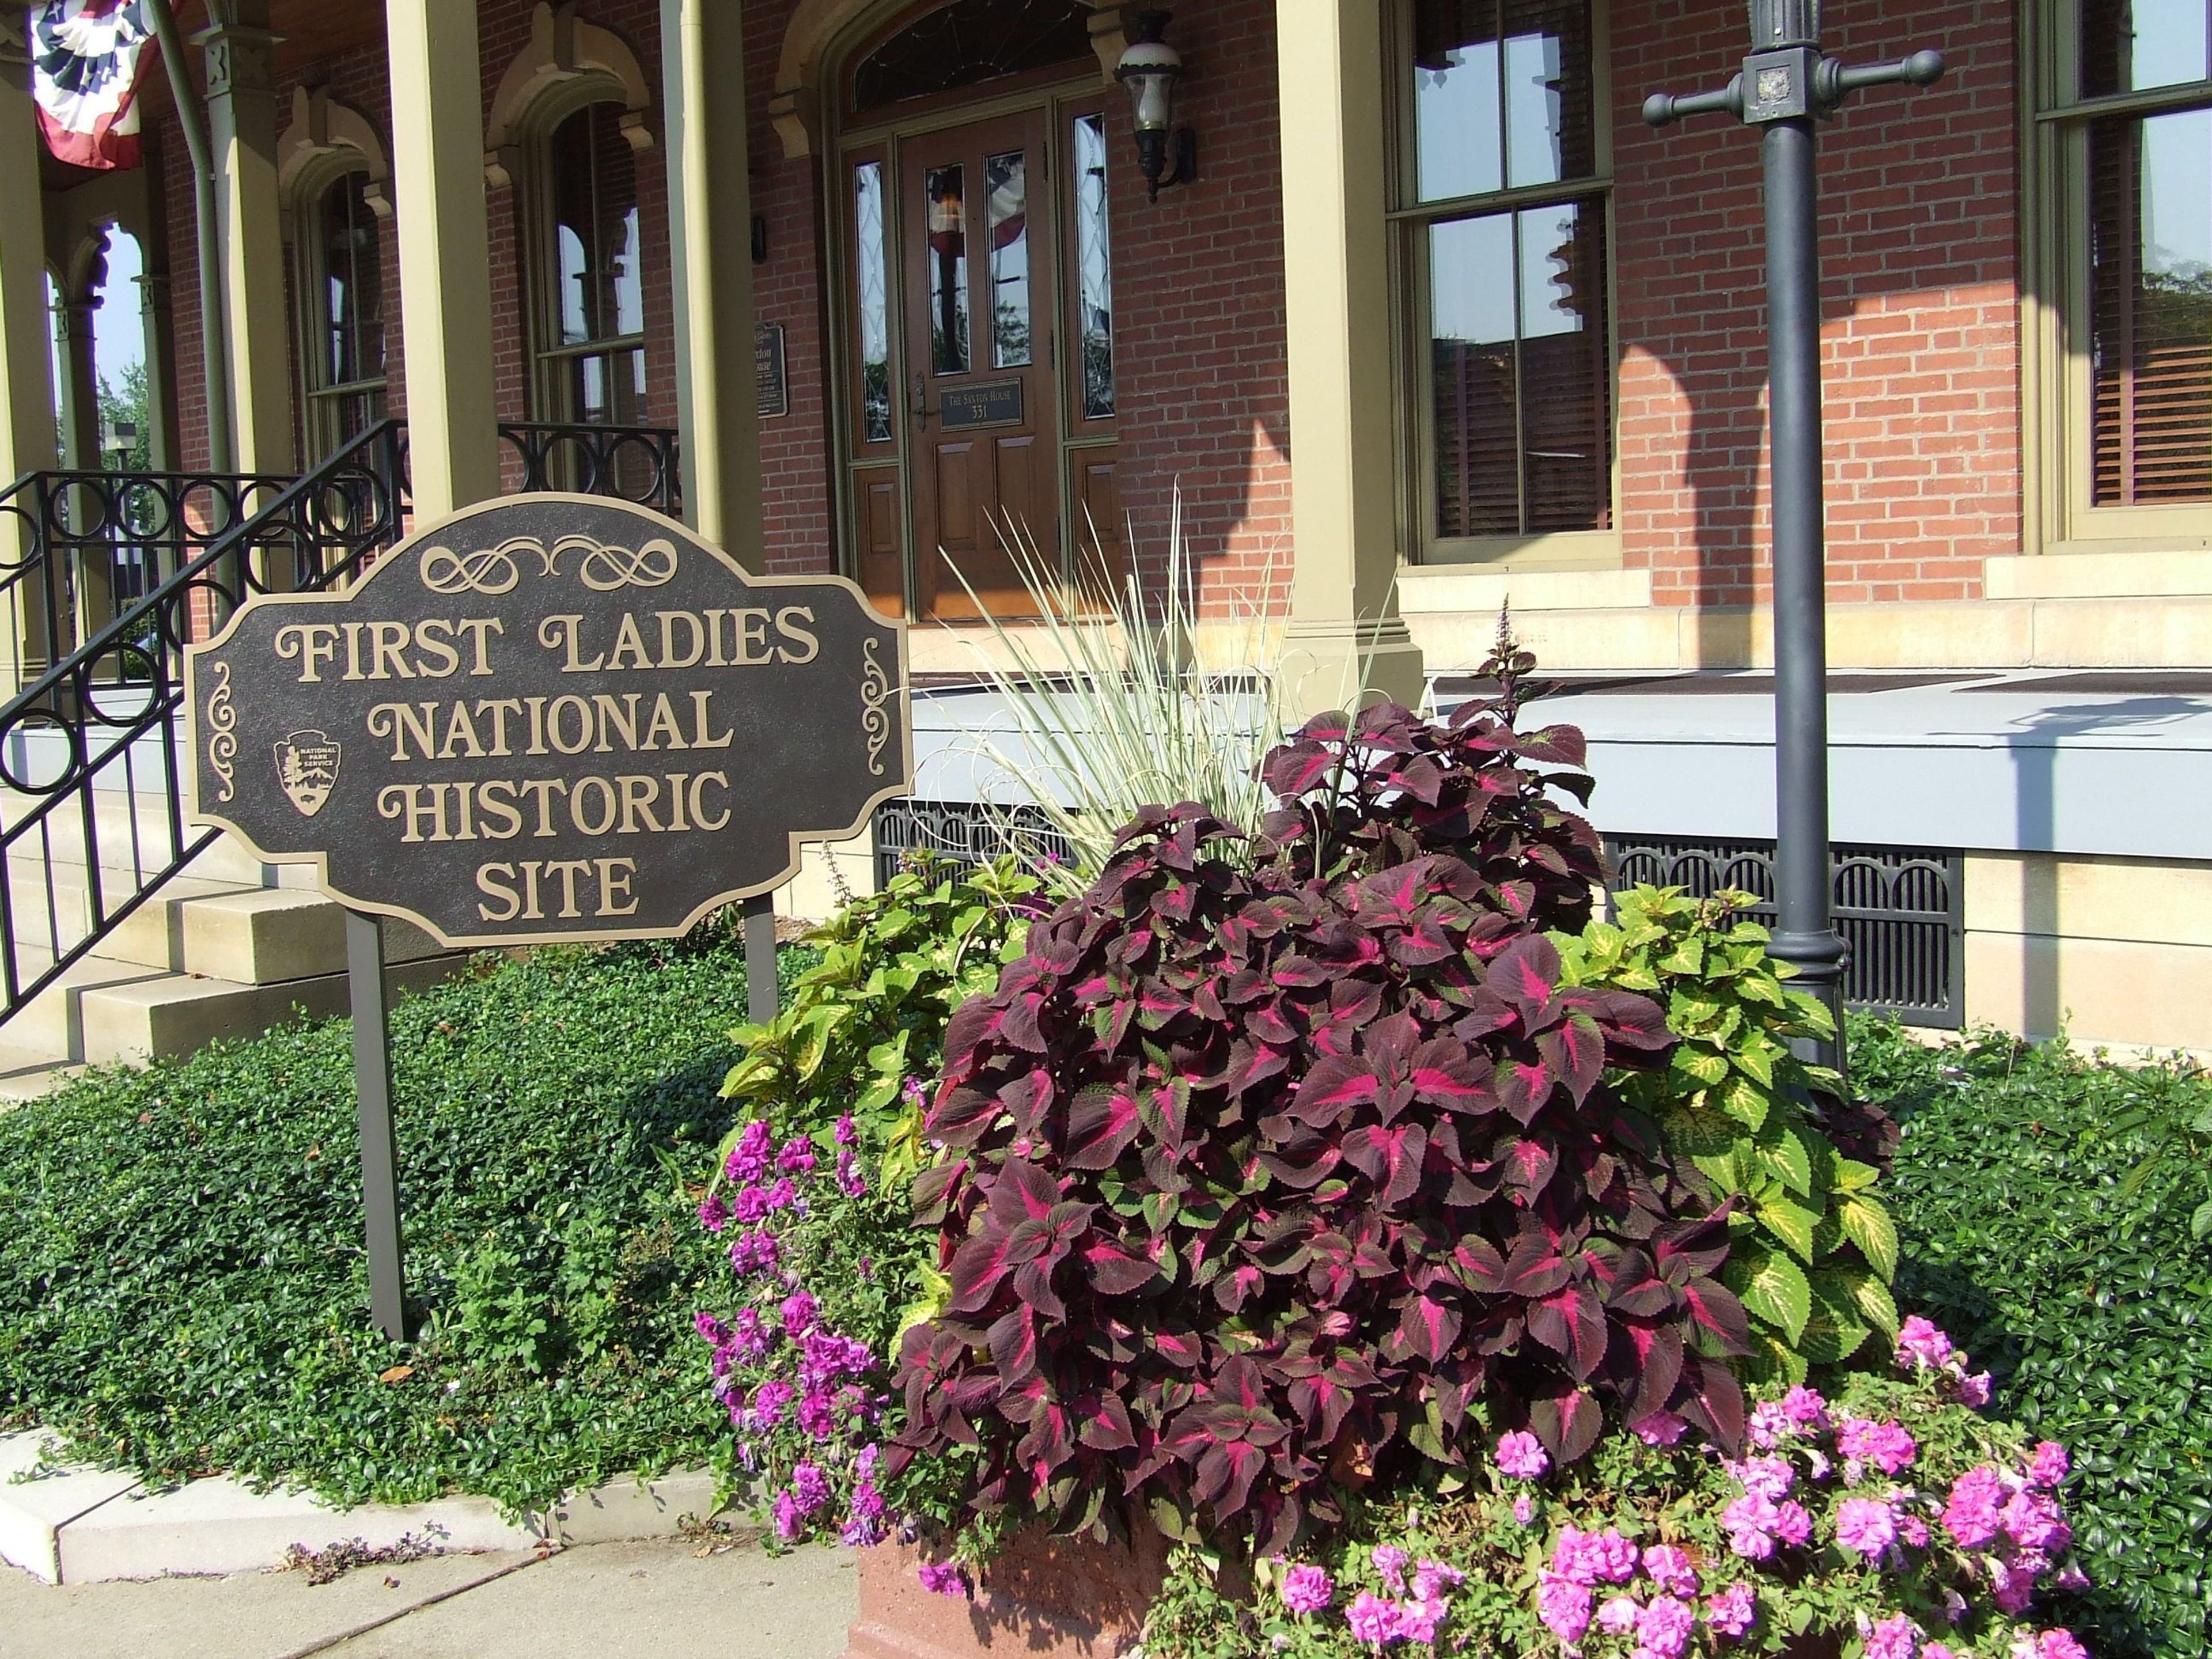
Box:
1860;1018;2212;1659
0;935;797;1516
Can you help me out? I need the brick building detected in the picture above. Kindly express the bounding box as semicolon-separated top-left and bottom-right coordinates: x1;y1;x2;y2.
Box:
2;0;2209;1063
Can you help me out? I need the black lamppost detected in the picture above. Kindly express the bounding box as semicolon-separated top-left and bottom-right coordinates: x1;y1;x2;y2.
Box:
1644;2;1942;1073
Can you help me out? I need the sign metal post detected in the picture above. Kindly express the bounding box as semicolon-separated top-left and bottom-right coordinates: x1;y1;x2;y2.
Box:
345;910;410;1342
1643;1;1942;1072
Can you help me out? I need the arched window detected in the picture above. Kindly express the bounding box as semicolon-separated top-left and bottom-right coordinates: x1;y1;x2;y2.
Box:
850;0;1093;113
294;166;388;459
529;98;646;429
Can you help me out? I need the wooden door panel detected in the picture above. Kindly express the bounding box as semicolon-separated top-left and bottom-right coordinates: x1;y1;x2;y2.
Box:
858;474;903;618
1074;448;1126;588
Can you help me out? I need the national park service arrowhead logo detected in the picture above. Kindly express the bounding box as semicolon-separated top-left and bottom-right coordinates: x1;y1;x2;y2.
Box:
274;730;342;817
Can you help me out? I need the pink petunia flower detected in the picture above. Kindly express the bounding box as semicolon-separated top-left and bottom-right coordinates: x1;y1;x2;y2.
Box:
1281;1563;1334;1615
1897;1315;1955;1369
1397;1597;1449;1645
1633;1411;1690;1447
1746;1402;1794;1449
1836;1419;1918;1476
1958;1372;1994;1408
1835;1497;1899;1558
1537;1574;1594;1643
1599;1595;1642;1635
1733;1455;1796;1501
917;1562;969;1599
2003;1490;2072;1553
1772;1501;1813;1549
1721;1494;1779;1559
1496;1430;1551;1480
1346;1591;1400;1646
1513;1494;1536;1525
1371;1545;1409;1594
1782;1385;1829;1426
1706;1582;1758;1639
1865;1613;1921;1659
1641;1544;1699;1599
2037;1632;2089;1659
1412;1559;1465;1603
1637;1596;1696;1659
1943;1467;2007;1548
2028;1441;2071;1490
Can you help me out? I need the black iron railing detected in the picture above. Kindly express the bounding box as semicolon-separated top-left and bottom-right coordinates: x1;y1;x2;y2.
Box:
501;422;681;513
874;798;1075;887
0;418;680;1032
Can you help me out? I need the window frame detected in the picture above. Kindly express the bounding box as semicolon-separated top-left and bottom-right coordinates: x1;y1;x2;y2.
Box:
287;157;389;465
521;86;651;430
2029;0;2212;551
1387;0;1620;570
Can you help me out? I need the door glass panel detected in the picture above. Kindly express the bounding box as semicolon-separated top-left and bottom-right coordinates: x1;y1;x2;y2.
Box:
1073;112;1115;416
2082;0;2212;97
854;160;892;442
926;164;970;374
987;150;1032;368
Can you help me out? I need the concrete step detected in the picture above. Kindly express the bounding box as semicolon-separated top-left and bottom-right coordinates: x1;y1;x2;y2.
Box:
76;949;471;1067
0;1041;83;1106
1;868;260;968
0;787;283;888
3;950;176;1061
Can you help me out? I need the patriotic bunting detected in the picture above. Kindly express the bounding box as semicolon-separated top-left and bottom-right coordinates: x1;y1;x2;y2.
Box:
29;1;153;171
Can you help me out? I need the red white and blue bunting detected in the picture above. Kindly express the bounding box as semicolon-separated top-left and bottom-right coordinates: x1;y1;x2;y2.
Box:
29;1;153;171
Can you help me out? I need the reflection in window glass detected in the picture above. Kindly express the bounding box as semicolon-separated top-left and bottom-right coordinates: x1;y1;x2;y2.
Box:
310;169;387;448
1412;0;1592;202
1430;201;1609;536
926;164;969;374
1073;113;1115;417
2081;0;2212;97
2090;108;2212;503
543;101;646;434
854;161;891;442
987;150;1031;368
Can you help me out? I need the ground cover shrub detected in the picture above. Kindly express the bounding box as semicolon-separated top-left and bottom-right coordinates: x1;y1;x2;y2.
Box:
1143;1326;2090;1659
885;658;1904;1558
1859;1020;2212;1659
1559;889;1902;1384
0;934;773;1514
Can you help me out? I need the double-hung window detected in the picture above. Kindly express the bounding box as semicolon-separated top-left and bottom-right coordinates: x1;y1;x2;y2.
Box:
1395;0;1613;564
2039;0;2212;541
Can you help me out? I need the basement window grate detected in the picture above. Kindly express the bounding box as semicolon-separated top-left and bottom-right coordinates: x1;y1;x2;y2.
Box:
1604;835;1963;1029
874;798;1075;887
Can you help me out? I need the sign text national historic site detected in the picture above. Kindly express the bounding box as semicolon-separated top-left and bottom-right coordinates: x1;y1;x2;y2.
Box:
185;494;912;946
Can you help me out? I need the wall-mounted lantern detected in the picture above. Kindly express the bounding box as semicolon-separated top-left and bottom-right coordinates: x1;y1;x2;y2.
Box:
1115;9;1195;202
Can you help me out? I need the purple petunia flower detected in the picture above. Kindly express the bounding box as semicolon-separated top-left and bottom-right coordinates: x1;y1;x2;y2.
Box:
1836;1497;1899;1558
1281;1563;1334;1615
1706;1582;1757;1640
917;1562;969;1599
1495;1429;1550;1480
1346;1590;1400;1646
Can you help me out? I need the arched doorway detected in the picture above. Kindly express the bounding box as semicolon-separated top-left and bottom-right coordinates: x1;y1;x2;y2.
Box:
825;0;1124;620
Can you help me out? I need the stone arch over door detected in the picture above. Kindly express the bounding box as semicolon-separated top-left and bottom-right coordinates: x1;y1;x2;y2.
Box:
768;0;1124;158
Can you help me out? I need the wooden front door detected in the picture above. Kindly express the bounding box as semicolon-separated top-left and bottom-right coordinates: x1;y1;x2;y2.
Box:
901;109;1059;620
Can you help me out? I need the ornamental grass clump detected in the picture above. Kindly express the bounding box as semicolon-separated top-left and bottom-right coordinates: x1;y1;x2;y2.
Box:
887;650;1859;1556
1143;1321;2090;1659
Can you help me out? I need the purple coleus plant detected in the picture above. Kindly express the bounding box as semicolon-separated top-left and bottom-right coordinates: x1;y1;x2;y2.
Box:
892;668;1755;1554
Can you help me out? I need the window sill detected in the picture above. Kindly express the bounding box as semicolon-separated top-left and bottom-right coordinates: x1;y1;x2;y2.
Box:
1415;530;1622;571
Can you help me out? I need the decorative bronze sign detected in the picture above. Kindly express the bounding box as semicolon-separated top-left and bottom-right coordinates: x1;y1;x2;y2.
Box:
185;494;911;946
939;380;1024;430
755;321;789;419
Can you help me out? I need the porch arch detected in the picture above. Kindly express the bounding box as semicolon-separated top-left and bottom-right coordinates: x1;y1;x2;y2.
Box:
484;1;656;188
768;0;1124;158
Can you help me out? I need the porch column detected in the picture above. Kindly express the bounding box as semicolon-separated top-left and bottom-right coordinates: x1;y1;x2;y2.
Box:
0;20;59;692
660;0;762;565
387;0;501;519
196;1;292;476
1274;0;1425;715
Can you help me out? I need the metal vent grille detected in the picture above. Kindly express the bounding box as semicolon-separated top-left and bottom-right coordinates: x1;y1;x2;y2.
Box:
874;799;1075;887
1604;835;1963;1028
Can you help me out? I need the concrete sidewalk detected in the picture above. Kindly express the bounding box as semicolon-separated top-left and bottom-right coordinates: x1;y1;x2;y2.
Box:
0;1534;857;1659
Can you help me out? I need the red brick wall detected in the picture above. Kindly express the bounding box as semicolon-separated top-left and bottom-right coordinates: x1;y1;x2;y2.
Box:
1611;0;2019;608
1104;0;1295;617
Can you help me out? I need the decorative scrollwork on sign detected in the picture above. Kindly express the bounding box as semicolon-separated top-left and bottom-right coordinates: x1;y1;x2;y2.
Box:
860;637;893;777
419;539;528;595
206;660;237;803
567;536;679;591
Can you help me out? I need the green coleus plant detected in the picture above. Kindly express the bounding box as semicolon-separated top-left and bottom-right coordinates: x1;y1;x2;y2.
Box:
1555;888;1902;1385
716;856;1046;1178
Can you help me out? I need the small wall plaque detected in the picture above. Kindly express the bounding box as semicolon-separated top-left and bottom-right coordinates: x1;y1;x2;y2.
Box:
940;380;1023;431
756;322;788;419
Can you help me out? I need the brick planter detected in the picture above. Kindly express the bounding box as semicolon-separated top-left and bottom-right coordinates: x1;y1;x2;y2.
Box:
844;1524;1168;1659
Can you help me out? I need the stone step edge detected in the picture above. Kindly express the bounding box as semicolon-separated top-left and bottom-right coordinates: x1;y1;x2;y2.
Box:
0;1431;732;1585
